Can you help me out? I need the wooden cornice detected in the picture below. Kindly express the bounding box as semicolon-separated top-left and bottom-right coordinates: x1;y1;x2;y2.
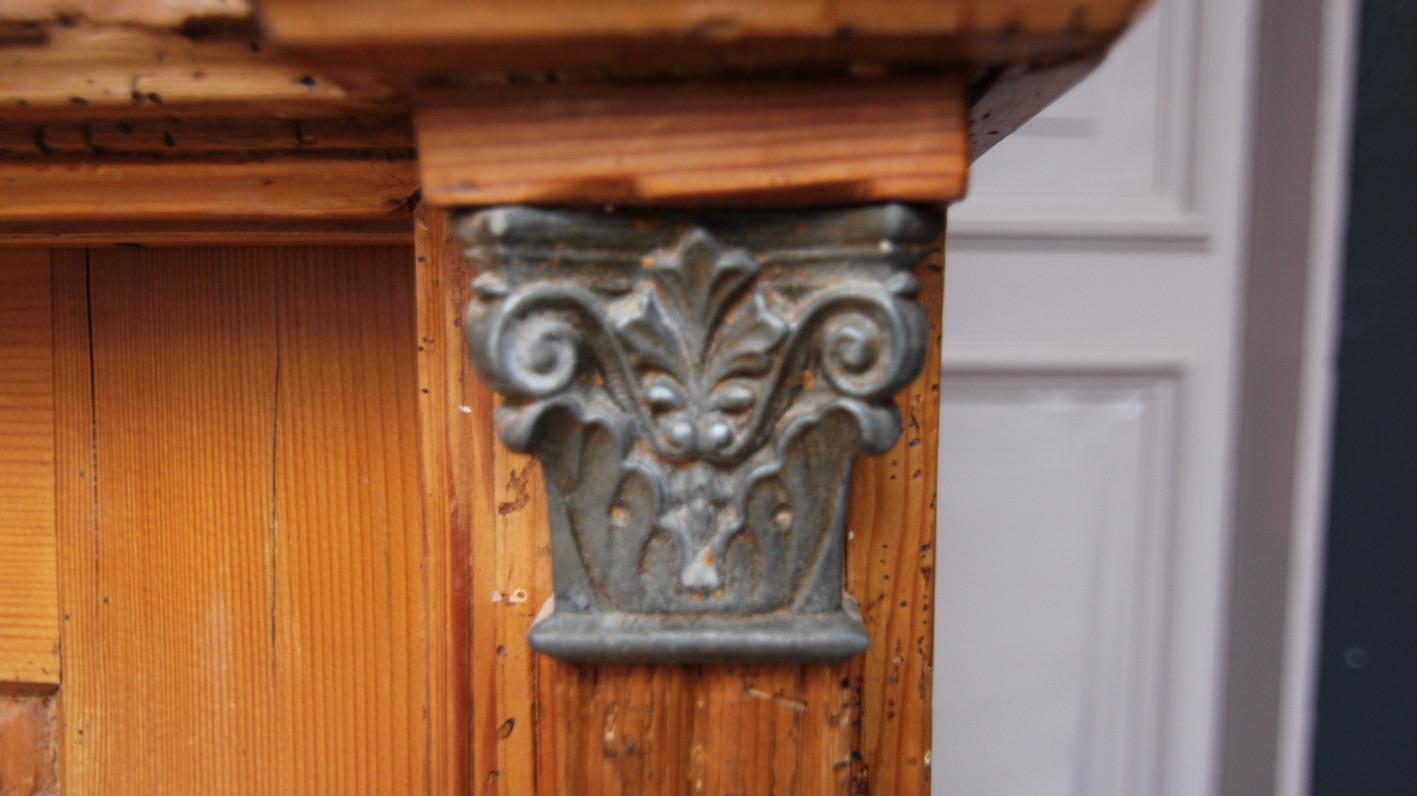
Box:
254;0;1149;75
0;0;1150;236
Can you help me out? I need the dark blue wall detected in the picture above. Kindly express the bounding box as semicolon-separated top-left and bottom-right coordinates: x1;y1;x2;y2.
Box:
1310;1;1417;793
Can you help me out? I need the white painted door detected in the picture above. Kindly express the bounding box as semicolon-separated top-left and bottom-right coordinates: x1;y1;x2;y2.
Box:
932;0;1256;793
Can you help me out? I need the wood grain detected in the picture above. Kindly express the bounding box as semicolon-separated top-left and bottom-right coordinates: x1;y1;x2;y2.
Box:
0;2;1145;189
261;0;1149;73
417;77;968;208
844;248;942;794
0;23;394;120
412;206;474;795
264;0;1147;41
0;694;56;796
0;159;418;223
0;251;58;688
416;206;943;793
53;245;451;793
0;116;413;158
414;206;530;796
2;0;249;27
0;219;412;248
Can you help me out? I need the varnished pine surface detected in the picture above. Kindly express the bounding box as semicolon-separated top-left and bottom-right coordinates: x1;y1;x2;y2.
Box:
417;77;967;208
261;0;1149;74
52;245;460;793
0;160;418;223
0;251;59;687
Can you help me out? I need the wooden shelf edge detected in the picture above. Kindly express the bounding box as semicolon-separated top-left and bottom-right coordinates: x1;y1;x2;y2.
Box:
0;159;418;222
416;76;970;209
0;218;414;247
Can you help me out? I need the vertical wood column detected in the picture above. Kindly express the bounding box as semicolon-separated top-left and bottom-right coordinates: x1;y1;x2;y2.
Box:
413;74;960;794
415;201;943;793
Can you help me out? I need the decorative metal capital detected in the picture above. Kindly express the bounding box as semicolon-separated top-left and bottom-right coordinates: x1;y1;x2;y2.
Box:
458;203;940;662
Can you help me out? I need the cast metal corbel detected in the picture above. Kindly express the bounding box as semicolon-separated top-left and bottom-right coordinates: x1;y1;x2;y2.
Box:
458;203;940;662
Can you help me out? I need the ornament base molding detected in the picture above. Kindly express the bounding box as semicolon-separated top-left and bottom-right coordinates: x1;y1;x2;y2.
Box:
527;595;868;663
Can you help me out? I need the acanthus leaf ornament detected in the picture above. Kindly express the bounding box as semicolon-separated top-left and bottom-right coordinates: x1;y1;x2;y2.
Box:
459;203;941;662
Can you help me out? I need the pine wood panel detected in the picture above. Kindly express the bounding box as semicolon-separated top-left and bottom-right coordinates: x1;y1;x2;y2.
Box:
56;247;281;793
416;77;968;208
49;251;97;794
0;251;59;688
53;245;452;793
416;206;943;794
269;249;428;793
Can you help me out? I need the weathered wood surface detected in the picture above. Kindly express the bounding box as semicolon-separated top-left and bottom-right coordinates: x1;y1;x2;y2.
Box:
0;1;1146;247
51;245;461;793
413;207;476;796
263;0;1147;39
0;23;392;120
416;205;942;794
0;10;415;240
417;77;967;208
0;116;412;157
0;251;59;688
0;694;56;796
260;0;1149;73
2;0;249;27
845;251;943;793
0;1;1148;173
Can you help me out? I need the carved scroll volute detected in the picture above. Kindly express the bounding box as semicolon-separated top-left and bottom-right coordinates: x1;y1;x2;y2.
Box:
457;203;941;662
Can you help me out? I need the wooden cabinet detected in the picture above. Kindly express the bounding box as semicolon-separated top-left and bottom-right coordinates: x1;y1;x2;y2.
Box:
0;1;1146;792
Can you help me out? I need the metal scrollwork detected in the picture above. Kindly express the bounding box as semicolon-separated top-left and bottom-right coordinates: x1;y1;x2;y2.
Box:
459;203;941;662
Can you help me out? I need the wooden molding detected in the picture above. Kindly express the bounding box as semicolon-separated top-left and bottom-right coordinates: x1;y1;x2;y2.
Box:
0;219;414;247
417;76;968;208
0;159;417;223
0;23;395;121
0;116;412;157
0;2;1149;234
260;0;1150;43
2;0;250;28
258;0;1149;75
